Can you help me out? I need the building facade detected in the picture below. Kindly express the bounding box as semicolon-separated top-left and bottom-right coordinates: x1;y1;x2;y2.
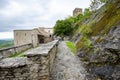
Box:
14;28;53;47
44;28;53;34
14;30;32;46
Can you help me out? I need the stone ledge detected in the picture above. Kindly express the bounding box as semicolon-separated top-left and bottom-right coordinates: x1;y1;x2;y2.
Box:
0;57;28;68
0;40;59;80
0;43;32;51
24;40;58;57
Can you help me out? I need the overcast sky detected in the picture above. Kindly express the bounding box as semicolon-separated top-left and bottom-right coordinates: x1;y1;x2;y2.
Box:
0;0;91;39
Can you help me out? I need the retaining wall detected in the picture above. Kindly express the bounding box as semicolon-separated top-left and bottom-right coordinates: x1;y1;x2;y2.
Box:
0;40;58;80
0;43;32;59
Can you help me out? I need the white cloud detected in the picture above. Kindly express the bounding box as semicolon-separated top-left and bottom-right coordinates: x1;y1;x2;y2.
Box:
0;32;13;39
48;0;91;16
0;0;91;39
0;1;26;18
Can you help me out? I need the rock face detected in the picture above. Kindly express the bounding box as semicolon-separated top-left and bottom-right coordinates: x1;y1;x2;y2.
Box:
73;0;120;79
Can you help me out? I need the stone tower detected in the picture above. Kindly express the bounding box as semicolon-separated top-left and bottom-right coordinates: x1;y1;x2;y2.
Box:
73;8;82;17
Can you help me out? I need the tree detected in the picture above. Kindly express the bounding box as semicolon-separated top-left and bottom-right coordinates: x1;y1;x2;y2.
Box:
84;8;92;19
74;14;84;23
54;8;92;37
90;0;109;11
54;17;74;37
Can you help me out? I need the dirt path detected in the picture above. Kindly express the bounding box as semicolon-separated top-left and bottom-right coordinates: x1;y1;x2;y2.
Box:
51;41;88;80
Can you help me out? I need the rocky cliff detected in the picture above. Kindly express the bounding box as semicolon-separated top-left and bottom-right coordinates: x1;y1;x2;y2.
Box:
73;0;120;79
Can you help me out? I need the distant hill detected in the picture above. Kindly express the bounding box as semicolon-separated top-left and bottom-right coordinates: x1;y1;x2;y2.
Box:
0;39;14;49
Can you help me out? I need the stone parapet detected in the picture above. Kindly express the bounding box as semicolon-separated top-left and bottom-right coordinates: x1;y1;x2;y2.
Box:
25;40;58;80
0;43;32;59
0;40;59;80
0;57;30;80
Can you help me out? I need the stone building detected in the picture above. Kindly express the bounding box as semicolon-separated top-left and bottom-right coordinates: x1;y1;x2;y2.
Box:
14;27;53;47
44;28;53;34
73;8;82;17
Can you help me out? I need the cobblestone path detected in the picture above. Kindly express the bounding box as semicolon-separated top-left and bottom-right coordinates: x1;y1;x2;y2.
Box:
51;41;88;80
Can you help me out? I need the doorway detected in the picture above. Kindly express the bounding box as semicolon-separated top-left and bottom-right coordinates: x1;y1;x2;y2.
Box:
38;35;44;43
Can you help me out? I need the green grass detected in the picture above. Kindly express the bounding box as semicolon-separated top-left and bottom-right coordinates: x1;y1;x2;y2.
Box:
66;41;77;54
9;51;26;57
9;48;33;58
9;51;25;58
9;47;37;58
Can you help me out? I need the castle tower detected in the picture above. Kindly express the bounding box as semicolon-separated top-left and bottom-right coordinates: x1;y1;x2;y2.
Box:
73;8;82;17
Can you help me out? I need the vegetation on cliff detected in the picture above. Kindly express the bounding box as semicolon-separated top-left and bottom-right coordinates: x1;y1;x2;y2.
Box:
76;0;120;50
66;41;76;54
74;0;120;79
54;0;120;79
53;8;92;37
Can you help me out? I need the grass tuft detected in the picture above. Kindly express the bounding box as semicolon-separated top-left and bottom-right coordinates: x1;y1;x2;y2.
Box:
66;41;77;54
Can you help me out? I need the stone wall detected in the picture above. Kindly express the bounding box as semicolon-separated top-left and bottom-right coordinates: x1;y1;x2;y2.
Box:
14;30;32;46
0;43;32;59
44;28;53;34
0;40;58;80
0;58;30;80
73;8;82;17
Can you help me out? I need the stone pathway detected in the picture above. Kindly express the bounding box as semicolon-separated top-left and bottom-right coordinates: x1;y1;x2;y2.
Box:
51;41;88;80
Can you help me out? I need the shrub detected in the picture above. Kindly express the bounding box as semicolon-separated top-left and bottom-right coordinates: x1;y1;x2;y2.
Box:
79;20;96;36
76;36;93;49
